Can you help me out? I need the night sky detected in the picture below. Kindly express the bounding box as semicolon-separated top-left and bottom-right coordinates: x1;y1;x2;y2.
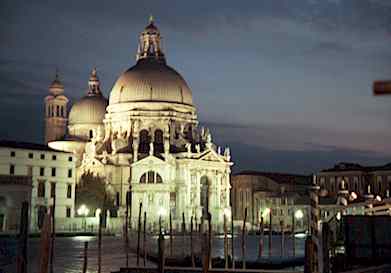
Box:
1;0;391;174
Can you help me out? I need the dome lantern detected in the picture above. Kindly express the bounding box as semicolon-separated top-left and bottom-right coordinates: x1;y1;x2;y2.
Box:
136;16;165;63
87;67;102;96
49;69;64;96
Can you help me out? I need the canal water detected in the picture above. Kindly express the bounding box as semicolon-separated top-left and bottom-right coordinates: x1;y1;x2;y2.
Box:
0;234;305;273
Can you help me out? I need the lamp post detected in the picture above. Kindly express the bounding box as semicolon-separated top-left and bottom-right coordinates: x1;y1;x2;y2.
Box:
157;207;167;233
293;209;304;257
262;208;272;257
77;204;90;232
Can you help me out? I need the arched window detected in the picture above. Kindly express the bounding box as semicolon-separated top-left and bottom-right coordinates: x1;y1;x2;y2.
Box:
185;125;193;141
139;130;150;153
56;105;60;116
154;129;164;154
140;173;146;183
89;130;93;139
60;106;64;117
156;173;163;183
147;171;154;183
139;171;163;184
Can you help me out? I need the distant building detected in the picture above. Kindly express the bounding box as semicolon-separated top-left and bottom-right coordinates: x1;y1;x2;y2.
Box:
0;140;76;232
316;162;391;198
231;171;311;230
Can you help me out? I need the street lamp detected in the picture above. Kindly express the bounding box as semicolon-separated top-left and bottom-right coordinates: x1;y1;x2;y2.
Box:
294;209;304;220
77;204;89;232
294;209;304;231
262;208;271;218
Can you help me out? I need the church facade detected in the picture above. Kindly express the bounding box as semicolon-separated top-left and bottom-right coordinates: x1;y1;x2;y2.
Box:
47;18;233;229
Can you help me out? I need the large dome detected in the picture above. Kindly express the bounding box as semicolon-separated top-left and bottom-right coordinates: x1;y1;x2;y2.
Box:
109;58;193;106
69;95;108;125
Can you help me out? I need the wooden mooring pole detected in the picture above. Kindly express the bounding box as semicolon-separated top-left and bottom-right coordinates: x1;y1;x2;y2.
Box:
98;213;102;273
231;207;235;269
125;191;129;267
169;212;173;257
38;213;52;273
82;241;88;273
158;231;165;273
241;208;247;269
16;201;29;273
208;212;212;269
191;216;195;268
182;212;186;257
50;194;56;273
258;216;264;258
143;211;147;267
269;210;272;258
280;220;284;257
292;211;295;257
136;202;142;267
224;214;228;269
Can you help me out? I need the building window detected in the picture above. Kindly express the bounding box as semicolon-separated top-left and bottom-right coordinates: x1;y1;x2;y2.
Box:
138;129;150;153
60;106;64;117
89;130;93;139
68;169;72;178
50;182;56;198
56;105;60;116
51;168;56;177
40;154;45;160
40;167;45;176
140;174;146;183
139;171;163;184
38;182;45;198
147;171;154;183
156;174;163;183
9;165;15;175
116;192;120;207
28;153;33;159
52;155;56;160
27;166;33;176
68;156;73;162
66;207;71;218
67;184;72;199
10;151;15;157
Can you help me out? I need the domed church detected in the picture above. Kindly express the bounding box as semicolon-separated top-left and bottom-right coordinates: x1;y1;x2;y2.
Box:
46;18;233;229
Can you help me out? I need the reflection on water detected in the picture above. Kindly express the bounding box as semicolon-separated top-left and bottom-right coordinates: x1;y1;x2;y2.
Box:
0;234;305;273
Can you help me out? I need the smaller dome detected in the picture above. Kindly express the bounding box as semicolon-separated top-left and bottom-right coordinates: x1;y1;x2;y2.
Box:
69;95;108;125
69;68;108;125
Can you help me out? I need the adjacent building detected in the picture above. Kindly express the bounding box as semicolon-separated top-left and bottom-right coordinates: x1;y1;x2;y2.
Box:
316;162;391;198
0;140;76;232
231;171;311;230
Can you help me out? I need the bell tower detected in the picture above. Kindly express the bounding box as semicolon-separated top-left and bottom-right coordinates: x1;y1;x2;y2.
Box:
44;70;69;144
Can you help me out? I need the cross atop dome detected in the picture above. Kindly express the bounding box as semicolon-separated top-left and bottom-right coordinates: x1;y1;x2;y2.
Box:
136;16;165;63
